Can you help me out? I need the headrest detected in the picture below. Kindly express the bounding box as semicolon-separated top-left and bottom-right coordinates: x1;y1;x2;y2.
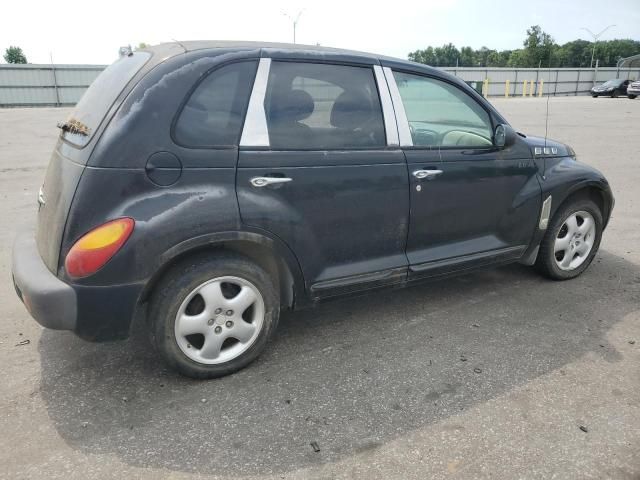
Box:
269;89;314;122
330;91;374;129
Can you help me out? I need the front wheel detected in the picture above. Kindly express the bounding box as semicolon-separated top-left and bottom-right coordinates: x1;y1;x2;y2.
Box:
150;254;279;379
628;94;637;99
535;199;603;280
591;94;598;98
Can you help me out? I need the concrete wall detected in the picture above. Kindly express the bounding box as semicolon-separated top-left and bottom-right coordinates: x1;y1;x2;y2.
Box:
1;63;639;107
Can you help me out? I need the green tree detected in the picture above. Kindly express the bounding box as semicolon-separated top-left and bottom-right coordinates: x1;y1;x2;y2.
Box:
458;46;476;66
487;50;512;67
135;42;150;50
433;43;460;66
555;40;592;67
408;27;640;68
521;25;557;67
3;46;27;64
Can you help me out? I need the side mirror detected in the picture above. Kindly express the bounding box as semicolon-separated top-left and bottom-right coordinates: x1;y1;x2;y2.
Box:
494;124;516;148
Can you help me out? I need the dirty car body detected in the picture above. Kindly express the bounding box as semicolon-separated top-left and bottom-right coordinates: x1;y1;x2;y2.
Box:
12;42;614;377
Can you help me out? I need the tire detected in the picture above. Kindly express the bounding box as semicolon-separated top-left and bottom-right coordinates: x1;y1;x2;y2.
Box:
150;253;279;379
629;94;637;99
535;199;603;280
591;94;598;98
610;90;617;98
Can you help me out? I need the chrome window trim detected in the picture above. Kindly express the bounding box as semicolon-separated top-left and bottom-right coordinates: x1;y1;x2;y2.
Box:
240;58;271;147
373;65;399;146
383;66;413;147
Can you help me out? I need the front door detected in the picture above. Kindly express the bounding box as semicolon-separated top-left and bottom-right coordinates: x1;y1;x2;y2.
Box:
387;69;541;277
237;59;410;297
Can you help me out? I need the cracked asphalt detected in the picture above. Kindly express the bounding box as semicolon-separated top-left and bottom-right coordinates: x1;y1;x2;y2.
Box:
1;96;639;479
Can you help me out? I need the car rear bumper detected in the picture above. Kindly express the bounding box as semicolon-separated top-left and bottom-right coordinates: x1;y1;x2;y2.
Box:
12;232;77;331
12;231;144;341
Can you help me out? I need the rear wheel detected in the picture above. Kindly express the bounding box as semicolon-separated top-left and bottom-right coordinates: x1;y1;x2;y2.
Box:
629;94;637;99
150;254;279;379
535;199;603;280
591;94;598;98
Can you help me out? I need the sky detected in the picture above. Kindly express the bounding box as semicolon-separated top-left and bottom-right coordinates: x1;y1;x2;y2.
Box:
1;0;639;65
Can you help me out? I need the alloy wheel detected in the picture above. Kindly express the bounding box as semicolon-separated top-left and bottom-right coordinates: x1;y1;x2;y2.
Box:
174;276;265;364
553;210;596;271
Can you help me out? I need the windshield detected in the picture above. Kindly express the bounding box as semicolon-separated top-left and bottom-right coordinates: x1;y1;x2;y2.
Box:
61;52;151;147
602;80;622;87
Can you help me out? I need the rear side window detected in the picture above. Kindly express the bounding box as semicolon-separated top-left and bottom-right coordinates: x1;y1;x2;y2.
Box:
264;62;385;149
174;61;257;147
62;52;151;147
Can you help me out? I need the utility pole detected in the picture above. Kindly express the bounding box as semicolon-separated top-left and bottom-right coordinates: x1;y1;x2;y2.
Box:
283;9;305;44
581;25;616;68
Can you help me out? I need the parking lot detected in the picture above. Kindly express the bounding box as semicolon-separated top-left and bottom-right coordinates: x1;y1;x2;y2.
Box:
1;96;639;479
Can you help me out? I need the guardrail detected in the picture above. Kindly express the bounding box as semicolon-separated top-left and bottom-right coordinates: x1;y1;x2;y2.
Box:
1;64;639;107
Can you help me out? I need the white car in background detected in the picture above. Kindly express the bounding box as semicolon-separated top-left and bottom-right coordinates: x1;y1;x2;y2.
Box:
627;80;640;99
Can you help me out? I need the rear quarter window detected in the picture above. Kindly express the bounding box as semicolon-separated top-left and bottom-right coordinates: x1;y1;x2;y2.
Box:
62;52;151;147
173;61;257;148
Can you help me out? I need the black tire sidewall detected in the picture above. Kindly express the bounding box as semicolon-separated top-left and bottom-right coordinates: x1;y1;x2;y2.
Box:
536;199;603;280
150;254;279;379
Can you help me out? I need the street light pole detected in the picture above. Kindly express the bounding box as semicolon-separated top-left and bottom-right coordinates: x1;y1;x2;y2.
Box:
581;25;616;68
283;9;305;44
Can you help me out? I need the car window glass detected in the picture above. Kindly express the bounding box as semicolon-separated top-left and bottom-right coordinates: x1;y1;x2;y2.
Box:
264;62;386;149
393;71;493;147
62;52;150;148
174;61;257;147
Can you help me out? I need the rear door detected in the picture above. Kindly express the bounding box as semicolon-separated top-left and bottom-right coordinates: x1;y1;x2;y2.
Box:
236;58;409;297
384;67;541;277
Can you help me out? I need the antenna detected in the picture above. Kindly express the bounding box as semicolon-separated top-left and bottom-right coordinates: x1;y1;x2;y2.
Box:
172;39;188;54
543;47;552;148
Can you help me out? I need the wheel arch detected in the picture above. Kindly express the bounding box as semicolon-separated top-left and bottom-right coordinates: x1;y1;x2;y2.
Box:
551;182;613;228
137;231;307;313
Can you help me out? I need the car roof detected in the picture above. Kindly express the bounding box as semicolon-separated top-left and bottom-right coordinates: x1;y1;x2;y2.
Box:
143;40;438;73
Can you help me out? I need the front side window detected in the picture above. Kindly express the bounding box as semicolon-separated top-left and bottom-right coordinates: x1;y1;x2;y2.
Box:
393;71;493;148
264;62;386;149
174;61;257;147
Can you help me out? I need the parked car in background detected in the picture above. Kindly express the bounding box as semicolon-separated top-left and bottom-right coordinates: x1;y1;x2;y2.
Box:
626;80;640;99
12;42;614;379
590;79;629;98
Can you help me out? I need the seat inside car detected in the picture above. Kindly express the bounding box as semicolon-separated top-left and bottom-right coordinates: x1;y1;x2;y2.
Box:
267;89;314;148
329;90;384;147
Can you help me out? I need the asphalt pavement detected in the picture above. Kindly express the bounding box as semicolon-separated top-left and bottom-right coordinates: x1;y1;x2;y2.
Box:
0;96;638;479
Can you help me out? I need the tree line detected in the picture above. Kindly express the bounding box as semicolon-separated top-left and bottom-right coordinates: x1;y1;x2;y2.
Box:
408;25;640;68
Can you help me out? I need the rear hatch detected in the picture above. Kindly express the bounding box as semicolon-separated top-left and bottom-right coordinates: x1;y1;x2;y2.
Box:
35;51;151;273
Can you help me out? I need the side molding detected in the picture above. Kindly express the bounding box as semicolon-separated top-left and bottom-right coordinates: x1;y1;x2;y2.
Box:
539;195;552;230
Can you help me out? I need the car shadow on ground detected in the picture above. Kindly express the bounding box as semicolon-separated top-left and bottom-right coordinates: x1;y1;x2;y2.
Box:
38;251;640;476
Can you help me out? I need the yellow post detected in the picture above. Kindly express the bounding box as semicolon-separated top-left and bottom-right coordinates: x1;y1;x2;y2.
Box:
538;79;544;97
522;80;528;97
529;80;534;97
505;79;510;98
483;78;489;98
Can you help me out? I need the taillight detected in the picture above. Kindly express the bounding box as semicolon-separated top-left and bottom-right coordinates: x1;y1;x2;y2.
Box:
65;218;135;278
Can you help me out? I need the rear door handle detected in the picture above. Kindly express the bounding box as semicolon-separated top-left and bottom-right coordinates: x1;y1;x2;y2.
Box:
250;176;293;187
413;169;443;180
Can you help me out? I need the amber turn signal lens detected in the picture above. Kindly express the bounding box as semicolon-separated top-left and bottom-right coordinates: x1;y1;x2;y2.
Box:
65;218;135;278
